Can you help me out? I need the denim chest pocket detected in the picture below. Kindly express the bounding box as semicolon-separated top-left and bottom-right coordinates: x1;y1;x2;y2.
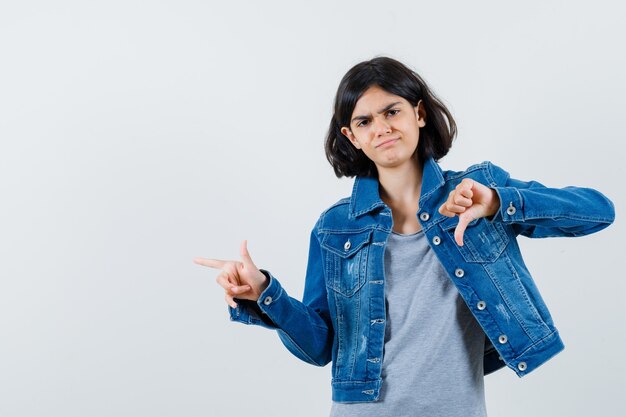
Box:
440;216;509;263
320;229;373;297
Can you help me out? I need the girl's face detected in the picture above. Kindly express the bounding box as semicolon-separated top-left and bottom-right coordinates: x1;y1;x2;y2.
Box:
341;85;426;172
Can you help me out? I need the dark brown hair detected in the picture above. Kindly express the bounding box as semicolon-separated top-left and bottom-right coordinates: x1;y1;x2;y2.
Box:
325;56;457;178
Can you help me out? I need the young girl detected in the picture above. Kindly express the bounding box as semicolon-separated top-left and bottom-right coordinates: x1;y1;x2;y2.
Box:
194;56;615;416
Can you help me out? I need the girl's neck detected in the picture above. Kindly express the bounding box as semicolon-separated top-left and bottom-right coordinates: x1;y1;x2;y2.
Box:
377;158;423;208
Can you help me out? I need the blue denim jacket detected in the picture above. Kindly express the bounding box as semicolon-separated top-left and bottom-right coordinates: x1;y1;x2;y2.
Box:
229;157;615;403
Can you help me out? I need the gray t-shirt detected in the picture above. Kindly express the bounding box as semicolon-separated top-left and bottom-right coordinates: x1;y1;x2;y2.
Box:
329;229;488;417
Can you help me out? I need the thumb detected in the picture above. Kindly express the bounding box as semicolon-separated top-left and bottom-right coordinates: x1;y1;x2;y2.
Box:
454;216;472;246
454;201;490;245
240;239;258;269
454;211;477;247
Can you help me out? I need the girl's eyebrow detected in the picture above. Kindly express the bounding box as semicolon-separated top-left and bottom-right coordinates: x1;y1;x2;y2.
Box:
351;101;402;124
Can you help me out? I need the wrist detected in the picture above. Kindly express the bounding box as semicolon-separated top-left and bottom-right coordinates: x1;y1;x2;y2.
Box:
255;269;270;299
492;189;501;214
487;189;501;219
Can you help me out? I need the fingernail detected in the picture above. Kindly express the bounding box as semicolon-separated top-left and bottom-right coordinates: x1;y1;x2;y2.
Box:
230;286;237;293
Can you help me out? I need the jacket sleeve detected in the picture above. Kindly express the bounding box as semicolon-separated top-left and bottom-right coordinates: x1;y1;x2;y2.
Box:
485;161;615;238
227;219;334;367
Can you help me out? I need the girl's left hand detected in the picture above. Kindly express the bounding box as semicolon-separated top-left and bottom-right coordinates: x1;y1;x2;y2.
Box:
438;178;501;246
193;240;269;309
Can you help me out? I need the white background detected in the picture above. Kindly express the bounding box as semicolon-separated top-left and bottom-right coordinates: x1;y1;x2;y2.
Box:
1;1;624;416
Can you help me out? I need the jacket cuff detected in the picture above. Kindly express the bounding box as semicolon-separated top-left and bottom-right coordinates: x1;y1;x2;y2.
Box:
228;269;279;329
489;186;524;223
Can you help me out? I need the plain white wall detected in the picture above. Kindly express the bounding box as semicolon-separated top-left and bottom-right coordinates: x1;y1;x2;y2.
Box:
1;1;624;416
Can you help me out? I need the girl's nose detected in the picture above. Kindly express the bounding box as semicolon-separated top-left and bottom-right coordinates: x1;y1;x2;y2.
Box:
373;117;392;136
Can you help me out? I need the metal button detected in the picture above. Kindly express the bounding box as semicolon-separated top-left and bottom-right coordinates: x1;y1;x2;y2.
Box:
517;362;527;371
477;301;486;310
263;296;272;305
433;236;441;245
498;334;508;344
454;268;465;278
498;356;503;361
344;240;351;251
506;202;516;215
419;212;430;221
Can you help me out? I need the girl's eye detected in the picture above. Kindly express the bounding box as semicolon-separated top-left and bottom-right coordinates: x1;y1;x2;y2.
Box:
356;109;399;127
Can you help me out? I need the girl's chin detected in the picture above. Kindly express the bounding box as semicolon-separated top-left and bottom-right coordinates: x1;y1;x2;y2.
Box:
374;157;416;169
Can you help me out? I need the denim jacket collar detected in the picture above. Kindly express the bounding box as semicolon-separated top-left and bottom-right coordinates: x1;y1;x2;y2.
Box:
348;155;446;219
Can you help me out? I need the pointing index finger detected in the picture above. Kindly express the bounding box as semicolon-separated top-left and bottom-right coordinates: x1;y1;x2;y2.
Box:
193;257;226;269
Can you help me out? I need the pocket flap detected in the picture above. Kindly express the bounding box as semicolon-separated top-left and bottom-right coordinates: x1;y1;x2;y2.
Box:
440;216;479;231
321;229;373;258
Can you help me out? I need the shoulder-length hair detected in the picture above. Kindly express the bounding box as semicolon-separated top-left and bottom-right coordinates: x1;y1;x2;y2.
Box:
325;56;457;178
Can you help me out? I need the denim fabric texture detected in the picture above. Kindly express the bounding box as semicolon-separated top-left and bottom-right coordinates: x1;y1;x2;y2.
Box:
228;157;615;403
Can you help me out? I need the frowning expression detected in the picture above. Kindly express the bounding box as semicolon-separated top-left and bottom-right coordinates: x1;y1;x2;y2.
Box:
341;85;426;171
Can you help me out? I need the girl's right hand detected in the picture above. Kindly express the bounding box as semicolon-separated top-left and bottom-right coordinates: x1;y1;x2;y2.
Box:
193;240;269;309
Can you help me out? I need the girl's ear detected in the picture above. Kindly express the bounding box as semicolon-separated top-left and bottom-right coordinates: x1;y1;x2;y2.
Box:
341;126;361;149
415;99;426;128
